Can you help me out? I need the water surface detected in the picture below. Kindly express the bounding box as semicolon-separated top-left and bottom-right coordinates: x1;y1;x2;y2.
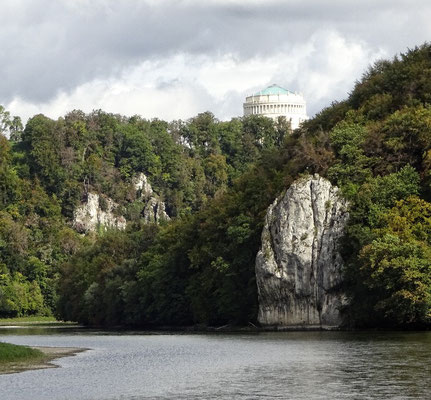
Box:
1;327;430;399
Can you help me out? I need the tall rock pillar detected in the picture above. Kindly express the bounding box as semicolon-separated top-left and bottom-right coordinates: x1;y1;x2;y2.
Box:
255;175;349;329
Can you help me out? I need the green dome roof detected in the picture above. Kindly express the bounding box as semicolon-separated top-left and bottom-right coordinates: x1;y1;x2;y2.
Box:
254;84;292;96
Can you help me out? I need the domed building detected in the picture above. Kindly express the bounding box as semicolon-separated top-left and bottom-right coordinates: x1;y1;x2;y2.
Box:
243;84;308;129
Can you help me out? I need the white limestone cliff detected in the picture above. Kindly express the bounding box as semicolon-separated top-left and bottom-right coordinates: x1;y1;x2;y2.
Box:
73;173;169;233
255;174;349;329
132;173;153;198
72;193;126;234
133;172;170;223
142;197;170;224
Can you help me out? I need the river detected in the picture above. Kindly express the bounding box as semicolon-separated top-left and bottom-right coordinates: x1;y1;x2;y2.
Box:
1;327;430;399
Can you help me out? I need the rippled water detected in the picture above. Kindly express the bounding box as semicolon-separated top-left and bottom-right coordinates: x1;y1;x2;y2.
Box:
0;328;430;399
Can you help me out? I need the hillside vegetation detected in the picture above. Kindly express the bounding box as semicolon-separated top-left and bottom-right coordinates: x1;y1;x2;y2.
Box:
1;44;431;328
0;103;289;318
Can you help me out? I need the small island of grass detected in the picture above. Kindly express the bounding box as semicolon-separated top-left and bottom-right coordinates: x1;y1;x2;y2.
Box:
0;342;44;363
0;315;76;327
0;342;45;373
0;342;86;374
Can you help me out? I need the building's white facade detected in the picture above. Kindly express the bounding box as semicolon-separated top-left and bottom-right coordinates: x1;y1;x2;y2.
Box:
243;84;308;129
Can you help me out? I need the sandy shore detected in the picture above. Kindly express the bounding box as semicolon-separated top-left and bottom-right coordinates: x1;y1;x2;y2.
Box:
0;346;88;375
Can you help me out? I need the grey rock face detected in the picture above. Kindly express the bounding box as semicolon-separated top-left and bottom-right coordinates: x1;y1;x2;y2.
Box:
142;197;169;224
132;173;153;199
255;175;349;329
72;173;169;233
73;193;127;233
133;173;170;223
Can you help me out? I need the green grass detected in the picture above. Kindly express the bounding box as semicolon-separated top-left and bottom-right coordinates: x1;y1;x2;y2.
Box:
0;342;44;364
0;316;78;327
0;316;57;325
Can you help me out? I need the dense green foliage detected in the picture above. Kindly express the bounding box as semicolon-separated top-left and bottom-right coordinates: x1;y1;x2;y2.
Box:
0;129;84;317
2;44;431;328
18;111;287;218
0;107;288;319
357;197;431;325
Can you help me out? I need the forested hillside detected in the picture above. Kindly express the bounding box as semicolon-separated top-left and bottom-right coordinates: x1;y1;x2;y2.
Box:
2;44;431;328
0;107;289;318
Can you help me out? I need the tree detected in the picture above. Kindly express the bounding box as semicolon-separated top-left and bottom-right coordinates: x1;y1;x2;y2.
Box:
9;116;23;142
21;114;65;195
0;135;21;209
0;105;23;141
359;197;431;325
0;105;11;136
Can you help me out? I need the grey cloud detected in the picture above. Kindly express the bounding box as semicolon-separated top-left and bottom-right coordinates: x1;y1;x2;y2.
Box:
0;0;430;105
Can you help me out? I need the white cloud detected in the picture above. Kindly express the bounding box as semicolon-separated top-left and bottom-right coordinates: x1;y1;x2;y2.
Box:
6;29;385;123
293;31;388;111
2;0;430;108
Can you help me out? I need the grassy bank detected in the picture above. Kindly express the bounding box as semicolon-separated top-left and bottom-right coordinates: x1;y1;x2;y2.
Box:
0;316;78;327
0;316;57;325
0;342;86;374
0;342;44;364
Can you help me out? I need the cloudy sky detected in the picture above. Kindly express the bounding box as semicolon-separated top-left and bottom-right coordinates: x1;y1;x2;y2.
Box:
1;0;431;123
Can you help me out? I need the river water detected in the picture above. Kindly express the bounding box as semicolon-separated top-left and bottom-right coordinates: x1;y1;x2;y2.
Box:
0;327;430;399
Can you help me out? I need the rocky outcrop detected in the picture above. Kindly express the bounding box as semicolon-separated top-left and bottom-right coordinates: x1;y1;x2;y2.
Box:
142;197;170;224
255;175;349;329
132;173;153;198
73;173;169;233
133;173;170;223
73;193;127;234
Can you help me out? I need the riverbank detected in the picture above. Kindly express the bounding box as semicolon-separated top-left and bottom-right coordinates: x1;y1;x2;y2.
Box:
0;316;78;327
0;343;86;375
